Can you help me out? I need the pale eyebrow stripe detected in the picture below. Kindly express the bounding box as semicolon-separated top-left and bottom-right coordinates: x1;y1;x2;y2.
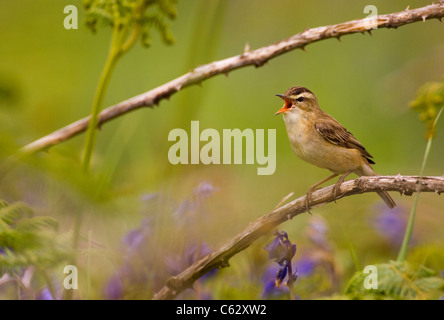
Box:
288;92;313;100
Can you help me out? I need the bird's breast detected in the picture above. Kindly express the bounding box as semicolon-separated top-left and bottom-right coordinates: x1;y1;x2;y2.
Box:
282;112;363;173
283;112;311;159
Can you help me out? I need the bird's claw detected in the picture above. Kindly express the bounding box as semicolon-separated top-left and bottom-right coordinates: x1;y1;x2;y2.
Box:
305;187;316;214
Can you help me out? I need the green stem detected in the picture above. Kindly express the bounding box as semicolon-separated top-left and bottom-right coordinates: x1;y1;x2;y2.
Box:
397;106;443;261
39;268;57;299
82;6;144;172
86;229;92;299
81;27;124;172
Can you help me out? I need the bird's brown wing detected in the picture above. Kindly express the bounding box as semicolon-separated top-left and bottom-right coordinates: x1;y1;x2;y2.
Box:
314;112;375;164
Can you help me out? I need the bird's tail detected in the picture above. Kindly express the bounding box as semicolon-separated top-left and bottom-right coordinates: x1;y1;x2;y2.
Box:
356;163;396;209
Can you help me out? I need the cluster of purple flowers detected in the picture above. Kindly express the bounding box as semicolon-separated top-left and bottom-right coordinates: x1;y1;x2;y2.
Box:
104;182;218;299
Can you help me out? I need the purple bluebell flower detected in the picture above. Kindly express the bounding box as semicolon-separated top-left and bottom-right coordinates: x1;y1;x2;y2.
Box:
265;230;296;266
174;181;218;219
122;218;151;253
306;216;330;248
194;181;218;199
264;230;297;291
139;192;158;202
295;255;317;277
371;204;409;247
104;272;124;300
36;288;55;300
261;264;290;299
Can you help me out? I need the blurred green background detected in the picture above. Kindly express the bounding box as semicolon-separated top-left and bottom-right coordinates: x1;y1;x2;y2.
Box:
0;0;443;299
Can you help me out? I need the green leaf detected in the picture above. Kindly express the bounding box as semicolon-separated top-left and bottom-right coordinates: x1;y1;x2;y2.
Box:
409;79;444;139
82;0;177;47
0;201;32;225
344;260;444;299
0;200;70;275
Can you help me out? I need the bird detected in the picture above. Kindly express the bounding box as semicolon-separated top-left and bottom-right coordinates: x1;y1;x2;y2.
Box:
275;86;396;211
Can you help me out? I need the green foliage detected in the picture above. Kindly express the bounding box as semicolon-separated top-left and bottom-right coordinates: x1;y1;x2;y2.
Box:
344;261;444;300
397;78;444;262
409;79;444;139
409;245;444;272
0;200;70;275
82;0;177;47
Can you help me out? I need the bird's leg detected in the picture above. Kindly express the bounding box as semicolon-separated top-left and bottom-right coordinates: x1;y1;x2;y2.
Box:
333;170;353;202
305;173;338;213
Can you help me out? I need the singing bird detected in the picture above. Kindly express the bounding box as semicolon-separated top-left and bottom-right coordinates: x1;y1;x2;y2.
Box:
275;86;396;211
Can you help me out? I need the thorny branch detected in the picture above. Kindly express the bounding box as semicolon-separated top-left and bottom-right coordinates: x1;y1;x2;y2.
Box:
18;1;444;156
152;175;444;300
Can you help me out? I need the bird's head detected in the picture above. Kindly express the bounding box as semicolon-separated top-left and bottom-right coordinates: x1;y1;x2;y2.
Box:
275;86;319;115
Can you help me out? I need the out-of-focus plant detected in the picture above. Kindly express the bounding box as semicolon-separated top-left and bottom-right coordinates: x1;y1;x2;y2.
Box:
344;260;444;299
81;0;177;171
0;200;70;299
409;80;444;139
397;79;444;262
104;181;218;299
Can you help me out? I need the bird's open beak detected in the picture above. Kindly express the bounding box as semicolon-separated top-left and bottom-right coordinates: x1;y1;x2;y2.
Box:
274;94;292;115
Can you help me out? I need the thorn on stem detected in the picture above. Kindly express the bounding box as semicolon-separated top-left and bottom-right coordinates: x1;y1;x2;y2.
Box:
244;42;250;53
254;59;266;68
219;258;230;268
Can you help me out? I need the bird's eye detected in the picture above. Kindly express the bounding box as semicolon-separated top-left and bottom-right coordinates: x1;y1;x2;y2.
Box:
296;97;304;102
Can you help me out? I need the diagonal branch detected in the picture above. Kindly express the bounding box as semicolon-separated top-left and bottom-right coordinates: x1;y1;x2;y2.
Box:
152;175;444;300
18;2;444;156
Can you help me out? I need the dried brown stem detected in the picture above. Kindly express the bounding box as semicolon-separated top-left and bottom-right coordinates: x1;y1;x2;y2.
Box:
18;2;444;156
152;175;444;300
